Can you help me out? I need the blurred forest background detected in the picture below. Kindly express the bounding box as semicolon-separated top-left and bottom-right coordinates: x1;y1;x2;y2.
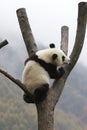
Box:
0;44;87;130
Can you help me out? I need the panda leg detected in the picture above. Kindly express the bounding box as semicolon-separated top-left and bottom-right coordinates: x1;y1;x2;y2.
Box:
23;94;30;103
34;84;49;103
23;93;34;103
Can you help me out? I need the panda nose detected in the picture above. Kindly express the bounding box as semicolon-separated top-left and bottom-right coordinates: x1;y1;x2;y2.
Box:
68;60;71;64
67;58;71;64
64;57;70;64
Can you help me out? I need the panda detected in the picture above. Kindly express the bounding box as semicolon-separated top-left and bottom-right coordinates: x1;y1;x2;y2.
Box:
22;43;70;103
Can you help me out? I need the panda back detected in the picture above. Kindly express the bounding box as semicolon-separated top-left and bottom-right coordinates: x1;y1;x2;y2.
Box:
22;60;50;94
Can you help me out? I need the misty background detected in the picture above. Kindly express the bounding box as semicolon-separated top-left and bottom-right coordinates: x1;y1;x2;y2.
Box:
0;0;87;130
0;0;87;67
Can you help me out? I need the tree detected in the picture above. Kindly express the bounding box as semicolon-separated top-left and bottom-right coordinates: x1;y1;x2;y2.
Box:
0;2;87;130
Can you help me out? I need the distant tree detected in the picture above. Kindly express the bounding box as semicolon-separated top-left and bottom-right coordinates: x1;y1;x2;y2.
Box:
0;2;87;130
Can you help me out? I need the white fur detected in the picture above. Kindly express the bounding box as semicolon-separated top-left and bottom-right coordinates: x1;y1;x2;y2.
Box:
22;48;70;94
36;48;70;65
22;61;50;94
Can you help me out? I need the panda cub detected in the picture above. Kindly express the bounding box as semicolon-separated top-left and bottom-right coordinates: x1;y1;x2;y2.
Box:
22;44;70;103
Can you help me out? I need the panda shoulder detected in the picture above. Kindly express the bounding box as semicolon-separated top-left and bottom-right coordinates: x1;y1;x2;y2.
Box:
24;54;38;65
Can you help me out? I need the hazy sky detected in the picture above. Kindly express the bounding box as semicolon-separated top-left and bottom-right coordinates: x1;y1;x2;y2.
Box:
0;0;87;67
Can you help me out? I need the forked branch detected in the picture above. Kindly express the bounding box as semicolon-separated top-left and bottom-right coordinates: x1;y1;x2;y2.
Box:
50;2;87;107
0;2;87;130
0;2;86;106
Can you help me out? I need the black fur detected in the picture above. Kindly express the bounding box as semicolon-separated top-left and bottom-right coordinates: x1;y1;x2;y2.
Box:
23;84;49;104
52;54;58;60
25;54;65;79
34;84;49;103
23;94;34;103
49;43;55;48
62;56;65;62
24;54;65;103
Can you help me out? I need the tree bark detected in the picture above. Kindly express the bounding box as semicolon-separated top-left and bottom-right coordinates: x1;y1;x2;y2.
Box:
36;25;69;130
16;8;38;57
50;2;87;108
36;94;54;130
69;2;87;71
16;2;87;130
60;26;69;55
0;40;8;49
0;2;87;130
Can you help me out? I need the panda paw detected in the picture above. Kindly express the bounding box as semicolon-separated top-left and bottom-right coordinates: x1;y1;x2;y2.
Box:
23;94;30;103
34;84;49;104
59;67;65;76
23;93;34;103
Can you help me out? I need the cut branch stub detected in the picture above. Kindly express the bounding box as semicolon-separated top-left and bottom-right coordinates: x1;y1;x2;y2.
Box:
0;40;8;49
16;8;38;57
50;2;87;108
60;26;69;55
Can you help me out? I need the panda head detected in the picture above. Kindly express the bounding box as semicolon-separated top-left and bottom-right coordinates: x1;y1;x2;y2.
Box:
36;44;70;66
51;48;70;66
49;43;70;66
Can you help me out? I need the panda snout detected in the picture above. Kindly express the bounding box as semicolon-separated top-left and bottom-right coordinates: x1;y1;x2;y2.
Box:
64;57;71;64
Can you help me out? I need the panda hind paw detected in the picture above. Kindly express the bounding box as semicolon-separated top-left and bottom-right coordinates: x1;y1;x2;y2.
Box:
23;93;34;103
34;84;49;103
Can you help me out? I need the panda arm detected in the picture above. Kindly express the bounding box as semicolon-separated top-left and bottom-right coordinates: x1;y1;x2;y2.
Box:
55;67;65;79
37;61;65;79
49;66;65;79
26;55;65;79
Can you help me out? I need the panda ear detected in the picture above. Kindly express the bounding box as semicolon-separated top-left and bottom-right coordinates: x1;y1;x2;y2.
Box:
52;54;58;60
49;43;55;48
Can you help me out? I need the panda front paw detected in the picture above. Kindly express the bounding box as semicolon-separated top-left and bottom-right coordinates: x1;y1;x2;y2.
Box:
59;67;65;76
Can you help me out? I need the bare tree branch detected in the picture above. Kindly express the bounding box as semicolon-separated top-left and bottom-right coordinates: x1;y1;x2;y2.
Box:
49;2;87;108
0;2;86;130
16;8;38;57
60;26;69;55
0;40;8;49
0;68;34;103
69;2;87;71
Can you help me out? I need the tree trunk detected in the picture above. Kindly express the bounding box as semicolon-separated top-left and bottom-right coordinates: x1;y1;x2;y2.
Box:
36;89;54;130
37;103;54;130
0;2;87;130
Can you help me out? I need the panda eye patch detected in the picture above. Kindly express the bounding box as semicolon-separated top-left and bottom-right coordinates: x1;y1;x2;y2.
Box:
52;54;58;60
62;56;65;61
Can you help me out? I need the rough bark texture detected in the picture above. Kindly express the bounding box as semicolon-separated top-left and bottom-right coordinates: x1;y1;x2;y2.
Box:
60;26;69;55
69;2;87;71
50;2;87;108
0;2;87;130
36;25;69;130
16;8;38;56
36;3;87;130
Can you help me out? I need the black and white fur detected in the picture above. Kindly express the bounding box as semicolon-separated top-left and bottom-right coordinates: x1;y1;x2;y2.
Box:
22;44;70;103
